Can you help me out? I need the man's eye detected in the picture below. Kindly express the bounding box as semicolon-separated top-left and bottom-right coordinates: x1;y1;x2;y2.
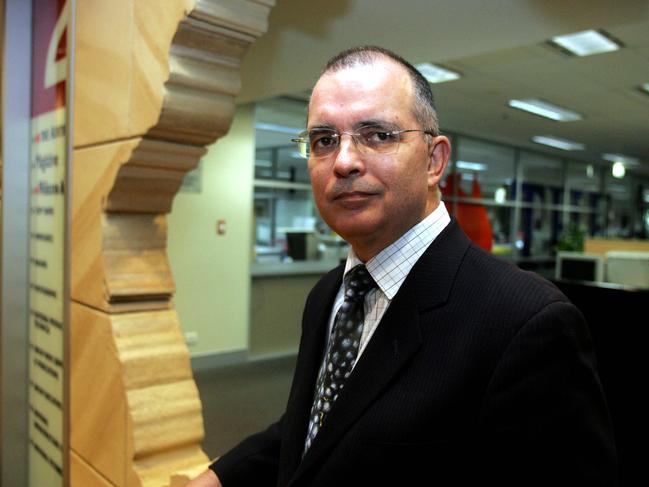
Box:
318;136;334;146
363;129;396;144
312;134;337;148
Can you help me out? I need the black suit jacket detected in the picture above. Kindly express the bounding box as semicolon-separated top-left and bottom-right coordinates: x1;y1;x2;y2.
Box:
213;220;617;486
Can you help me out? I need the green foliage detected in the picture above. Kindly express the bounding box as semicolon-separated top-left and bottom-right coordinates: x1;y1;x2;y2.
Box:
556;222;585;252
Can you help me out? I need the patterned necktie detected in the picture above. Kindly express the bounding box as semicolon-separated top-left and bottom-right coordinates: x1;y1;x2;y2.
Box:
304;264;377;453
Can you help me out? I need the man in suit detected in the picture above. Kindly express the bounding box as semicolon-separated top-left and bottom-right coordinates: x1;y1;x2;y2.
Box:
189;46;617;486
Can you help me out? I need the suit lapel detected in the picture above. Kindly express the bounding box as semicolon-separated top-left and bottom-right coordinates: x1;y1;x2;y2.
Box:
293;282;423;482
279;265;344;483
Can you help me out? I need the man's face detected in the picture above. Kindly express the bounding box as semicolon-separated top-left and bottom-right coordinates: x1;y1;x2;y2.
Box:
307;59;448;260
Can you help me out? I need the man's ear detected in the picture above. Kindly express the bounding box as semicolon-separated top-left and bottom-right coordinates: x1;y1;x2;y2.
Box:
427;135;451;188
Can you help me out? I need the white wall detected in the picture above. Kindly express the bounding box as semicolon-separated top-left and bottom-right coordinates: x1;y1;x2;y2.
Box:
167;104;255;357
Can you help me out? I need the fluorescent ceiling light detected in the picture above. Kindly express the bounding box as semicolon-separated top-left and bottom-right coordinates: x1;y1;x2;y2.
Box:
508;98;583;122
255;122;303;135
551;30;621;56
415;63;461;83
532;135;585;151
602;153;639;167
456;160;487;171
612;162;626;179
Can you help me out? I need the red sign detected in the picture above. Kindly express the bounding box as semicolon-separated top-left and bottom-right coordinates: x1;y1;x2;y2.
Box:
31;0;67;117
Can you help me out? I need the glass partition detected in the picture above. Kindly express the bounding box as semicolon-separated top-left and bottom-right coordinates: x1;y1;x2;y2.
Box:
444;136;516;257
453;137;515;201
254;186;324;261
604;171;633;238
518;151;564;258
253;97;346;264
250;96;647;270
565;161;604;236
255;145;310;183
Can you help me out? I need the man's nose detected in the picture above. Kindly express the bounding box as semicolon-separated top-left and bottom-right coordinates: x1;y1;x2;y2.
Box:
333;134;365;177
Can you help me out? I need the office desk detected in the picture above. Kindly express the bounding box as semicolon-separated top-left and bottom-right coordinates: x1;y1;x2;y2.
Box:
552;279;648;486
250;261;339;358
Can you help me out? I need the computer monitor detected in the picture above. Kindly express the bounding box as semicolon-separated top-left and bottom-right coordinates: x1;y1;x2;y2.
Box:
605;251;649;288
555;251;604;282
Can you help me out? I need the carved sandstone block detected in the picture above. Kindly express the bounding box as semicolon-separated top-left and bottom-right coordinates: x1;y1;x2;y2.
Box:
71;1;275;486
75;0;195;146
71;450;115;487
72;139;205;311
71;302;207;487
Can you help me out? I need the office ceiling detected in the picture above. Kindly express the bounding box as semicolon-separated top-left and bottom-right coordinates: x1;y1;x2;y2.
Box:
241;0;649;176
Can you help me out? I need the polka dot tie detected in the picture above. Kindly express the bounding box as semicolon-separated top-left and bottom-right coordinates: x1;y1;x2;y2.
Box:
304;264;377;454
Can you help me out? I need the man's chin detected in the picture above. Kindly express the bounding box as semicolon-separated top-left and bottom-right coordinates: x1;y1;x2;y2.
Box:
330;220;381;245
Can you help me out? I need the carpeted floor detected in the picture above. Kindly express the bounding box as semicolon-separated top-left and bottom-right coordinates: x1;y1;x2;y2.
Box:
194;355;297;460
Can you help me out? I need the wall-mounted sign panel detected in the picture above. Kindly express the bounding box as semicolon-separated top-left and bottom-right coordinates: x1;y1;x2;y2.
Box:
28;0;69;485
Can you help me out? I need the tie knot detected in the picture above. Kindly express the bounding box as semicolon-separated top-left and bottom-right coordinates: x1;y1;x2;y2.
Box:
343;264;377;303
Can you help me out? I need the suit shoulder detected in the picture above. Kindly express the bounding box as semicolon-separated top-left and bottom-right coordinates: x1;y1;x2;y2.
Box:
458;244;572;322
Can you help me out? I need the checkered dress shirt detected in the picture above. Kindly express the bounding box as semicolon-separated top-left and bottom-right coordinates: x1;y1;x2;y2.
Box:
327;203;451;363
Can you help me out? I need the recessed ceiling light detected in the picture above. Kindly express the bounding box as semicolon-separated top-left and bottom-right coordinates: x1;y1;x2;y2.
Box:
602;153;640;167
508;98;583;122
532;135;585;151
640;83;649;95
456;160;487;171
551;29;621;57
612;162;626;179
415;63;461;83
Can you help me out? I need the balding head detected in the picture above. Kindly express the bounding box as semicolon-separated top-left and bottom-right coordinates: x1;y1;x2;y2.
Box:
319;46;439;136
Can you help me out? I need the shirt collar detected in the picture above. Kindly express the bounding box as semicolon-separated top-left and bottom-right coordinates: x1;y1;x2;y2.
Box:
344;203;451;300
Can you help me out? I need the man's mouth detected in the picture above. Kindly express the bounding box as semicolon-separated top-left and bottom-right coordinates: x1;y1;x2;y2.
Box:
332;191;379;207
335;191;374;200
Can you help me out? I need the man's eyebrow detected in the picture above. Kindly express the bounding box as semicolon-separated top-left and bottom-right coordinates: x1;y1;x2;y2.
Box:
306;124;336;132
354;119;395;130
307;120;396;132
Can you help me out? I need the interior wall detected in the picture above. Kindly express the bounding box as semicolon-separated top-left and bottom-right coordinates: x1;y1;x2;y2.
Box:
168;104;256;357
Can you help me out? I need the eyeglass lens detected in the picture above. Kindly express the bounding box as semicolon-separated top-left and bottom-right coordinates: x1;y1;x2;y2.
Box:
305;126;403;158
